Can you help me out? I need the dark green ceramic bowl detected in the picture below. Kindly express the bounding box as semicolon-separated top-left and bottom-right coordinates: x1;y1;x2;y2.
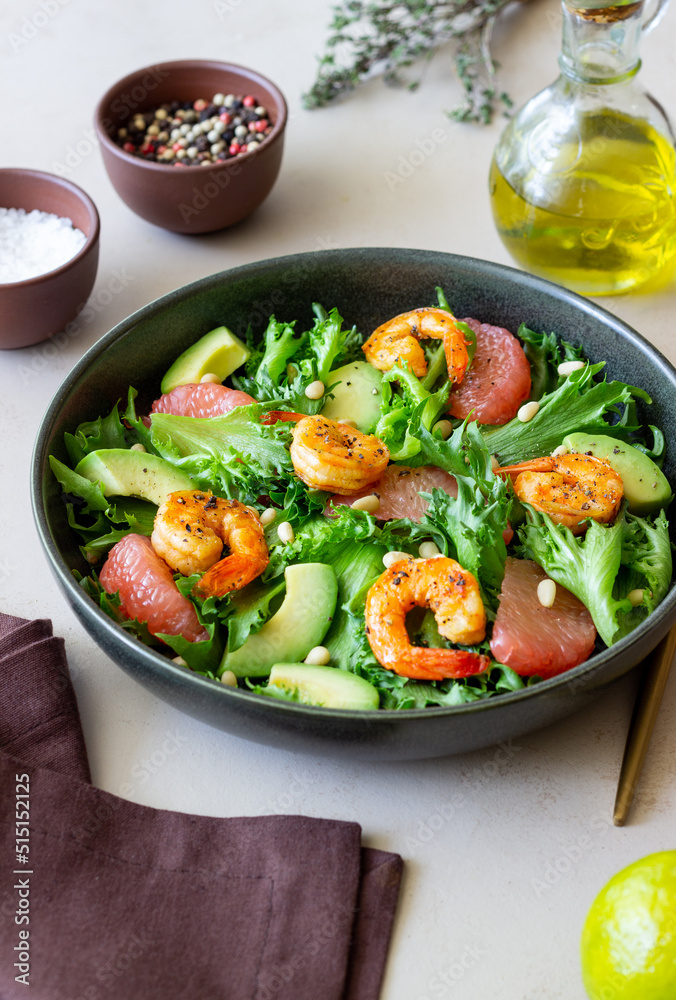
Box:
32;249;676;760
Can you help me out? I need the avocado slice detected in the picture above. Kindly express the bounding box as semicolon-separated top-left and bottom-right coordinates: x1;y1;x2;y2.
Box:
75;449;194;506
221;563;338;678
161;326;251;394
265;663;380;710
321;361;384;433
562;433;672;516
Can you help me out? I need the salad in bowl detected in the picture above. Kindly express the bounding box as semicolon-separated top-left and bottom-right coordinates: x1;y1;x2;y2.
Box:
49;288;673;712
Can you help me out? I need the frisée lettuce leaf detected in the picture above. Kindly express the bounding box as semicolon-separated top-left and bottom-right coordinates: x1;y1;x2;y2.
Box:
148;403;294;503
517;507;672;646
233;305;362;414
482;363;650;464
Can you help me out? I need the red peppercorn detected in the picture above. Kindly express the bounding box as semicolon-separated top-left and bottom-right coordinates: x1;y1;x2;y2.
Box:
172;142;184;152
193;99;208;111
122;141;136;153
242;95;256;108
253;119;268;133
156;145;167;155
140;143;154;155
219;112;232;125
228;143;241;155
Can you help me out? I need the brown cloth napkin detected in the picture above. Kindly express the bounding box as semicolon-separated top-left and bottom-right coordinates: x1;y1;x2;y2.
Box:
0;613;403;1000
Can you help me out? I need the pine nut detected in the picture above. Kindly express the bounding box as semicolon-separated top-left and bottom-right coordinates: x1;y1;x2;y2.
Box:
131;443;146;452
433;419;453;440
517;401;540;423
557;360;585;376
304;380;325;400
260;508;277;526
304;646;331;666
338;418;357;428
200;372;222;384
351;494;381;514
418;541;441;558
277;521;295;544
628;589;645;606
383;550;412;569
220;670;238;687
551;445;569;457
172;656;188;666
537;579;557;608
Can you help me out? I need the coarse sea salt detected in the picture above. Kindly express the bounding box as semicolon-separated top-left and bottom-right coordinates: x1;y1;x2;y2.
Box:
0;207;86;283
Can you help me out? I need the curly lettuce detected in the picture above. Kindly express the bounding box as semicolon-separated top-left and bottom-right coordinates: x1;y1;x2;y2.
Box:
518;507;672;646
482;362;650;464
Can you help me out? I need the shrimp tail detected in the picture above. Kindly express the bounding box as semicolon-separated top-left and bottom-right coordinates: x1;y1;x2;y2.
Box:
260;410;305;425
196;552;265;598
392;648;491;681
494;457;556;477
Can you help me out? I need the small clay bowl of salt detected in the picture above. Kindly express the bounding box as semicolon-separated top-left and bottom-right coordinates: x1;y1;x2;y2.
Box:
0;168;100;349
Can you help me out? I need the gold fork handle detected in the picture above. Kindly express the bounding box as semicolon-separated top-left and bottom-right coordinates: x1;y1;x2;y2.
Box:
613;624;676;826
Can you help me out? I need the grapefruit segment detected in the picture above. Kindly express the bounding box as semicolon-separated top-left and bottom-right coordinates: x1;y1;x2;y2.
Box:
450;318;531;425
327;465;458;521
490;557;595;677
151;382;256;419
99;533;208;643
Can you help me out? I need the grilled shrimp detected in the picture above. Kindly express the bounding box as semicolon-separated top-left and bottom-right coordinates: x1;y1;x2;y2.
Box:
495;453;624;534
151;490;269;598
362;307;471;383
364;556;490;681
290;415;390;495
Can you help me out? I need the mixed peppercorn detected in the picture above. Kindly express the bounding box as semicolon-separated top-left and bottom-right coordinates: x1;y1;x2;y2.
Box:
114;93;273;166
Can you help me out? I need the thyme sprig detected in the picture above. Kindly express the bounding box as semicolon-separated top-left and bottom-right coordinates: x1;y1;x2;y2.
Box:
303;0;518;124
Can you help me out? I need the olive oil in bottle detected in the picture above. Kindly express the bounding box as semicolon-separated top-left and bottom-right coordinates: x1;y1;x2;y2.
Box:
489;0;676;296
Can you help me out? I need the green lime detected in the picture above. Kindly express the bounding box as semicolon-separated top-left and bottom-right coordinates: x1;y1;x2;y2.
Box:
581;851;676;1000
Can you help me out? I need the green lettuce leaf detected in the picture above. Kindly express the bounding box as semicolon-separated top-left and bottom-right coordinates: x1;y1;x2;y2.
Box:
77;573;160;647
49;457;157;559
375;366;450;461
221;576;286;653
613;510;673;640
149;403;294;502
323;539;388;670
517;324;584;401
64;401;132;466
233;305;362;414
481;363;650;464
518;509;632;646
264;505;380;580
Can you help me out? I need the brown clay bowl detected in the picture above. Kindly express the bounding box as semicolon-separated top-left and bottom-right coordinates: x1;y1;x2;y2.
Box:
94;60;287;234
0;169;100;349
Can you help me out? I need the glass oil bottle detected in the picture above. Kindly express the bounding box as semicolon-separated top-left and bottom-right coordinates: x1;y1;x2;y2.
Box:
489;0;676;295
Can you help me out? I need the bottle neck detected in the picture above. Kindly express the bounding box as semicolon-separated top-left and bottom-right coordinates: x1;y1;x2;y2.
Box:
559;0;644;84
